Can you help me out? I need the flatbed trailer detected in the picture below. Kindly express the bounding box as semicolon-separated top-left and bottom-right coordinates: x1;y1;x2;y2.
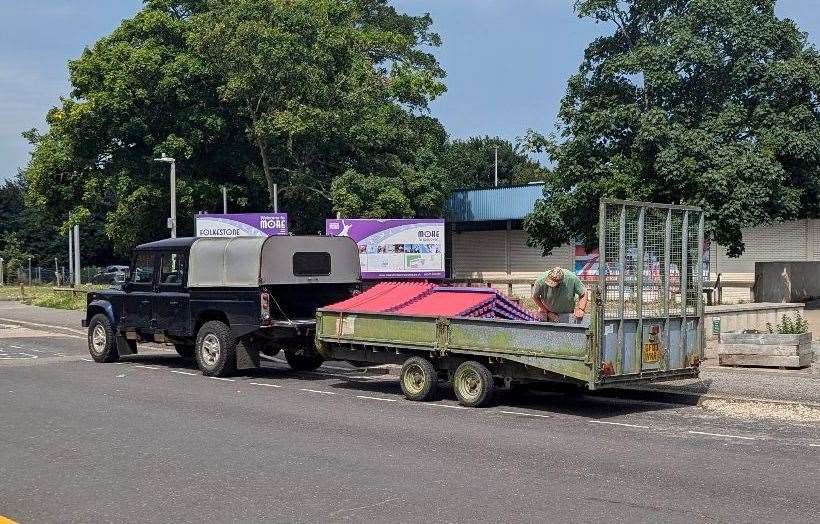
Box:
316;200;706;406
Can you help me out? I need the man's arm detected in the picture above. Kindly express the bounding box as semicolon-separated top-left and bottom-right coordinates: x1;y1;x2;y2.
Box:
574;283;588;320
532;294;559;322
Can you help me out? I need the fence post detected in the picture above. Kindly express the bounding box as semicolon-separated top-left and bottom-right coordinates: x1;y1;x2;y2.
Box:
0;257;4;286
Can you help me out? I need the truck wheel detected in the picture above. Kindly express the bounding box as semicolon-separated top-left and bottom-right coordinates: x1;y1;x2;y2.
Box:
174;344;195;359
400;356;438;401
453;361;494;407
195;321;237;377
88;314;119;363
284;348;324;371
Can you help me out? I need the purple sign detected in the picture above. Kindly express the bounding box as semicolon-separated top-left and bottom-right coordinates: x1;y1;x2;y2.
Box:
195;213;288;237
325;218;445;279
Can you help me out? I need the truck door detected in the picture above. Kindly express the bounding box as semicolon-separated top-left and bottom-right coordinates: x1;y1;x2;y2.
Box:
154;251;190;336
125;251;157;331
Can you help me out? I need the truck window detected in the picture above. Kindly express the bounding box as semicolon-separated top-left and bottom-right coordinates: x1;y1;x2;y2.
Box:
160;252;186;285
293;252;331;276
131;252;155;284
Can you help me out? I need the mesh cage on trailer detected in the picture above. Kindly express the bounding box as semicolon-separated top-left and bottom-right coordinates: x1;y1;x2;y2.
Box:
597;199;705;376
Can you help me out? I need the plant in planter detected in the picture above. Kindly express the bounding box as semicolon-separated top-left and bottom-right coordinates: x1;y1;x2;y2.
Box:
721;312;813;369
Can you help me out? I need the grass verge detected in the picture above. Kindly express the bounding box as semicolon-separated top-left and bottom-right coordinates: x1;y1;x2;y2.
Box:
0;284;106;310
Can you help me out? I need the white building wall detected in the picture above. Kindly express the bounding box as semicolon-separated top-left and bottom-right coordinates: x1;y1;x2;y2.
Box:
451;228;573;297
711;219;820;302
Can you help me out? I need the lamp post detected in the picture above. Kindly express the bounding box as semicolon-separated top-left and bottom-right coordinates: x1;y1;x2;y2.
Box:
154;155;177;238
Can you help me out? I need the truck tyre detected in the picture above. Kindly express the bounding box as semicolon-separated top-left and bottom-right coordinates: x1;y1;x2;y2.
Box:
400;356;438;401
284;348;324;371
88;314;119;363
174;344;195;359
453;361;494;407
195;321;237;377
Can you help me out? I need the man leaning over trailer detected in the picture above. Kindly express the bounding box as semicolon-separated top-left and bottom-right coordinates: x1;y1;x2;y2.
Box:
532;267;588;324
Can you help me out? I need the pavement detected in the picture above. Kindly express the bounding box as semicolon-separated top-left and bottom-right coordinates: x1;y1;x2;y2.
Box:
0;303;818;522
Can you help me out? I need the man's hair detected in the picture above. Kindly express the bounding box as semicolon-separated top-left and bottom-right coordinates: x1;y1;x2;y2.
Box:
547;267;564;282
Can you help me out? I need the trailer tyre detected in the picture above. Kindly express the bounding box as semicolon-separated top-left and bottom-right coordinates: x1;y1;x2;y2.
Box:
284;348;324;371
195;321;237;377
400;357;438;401
453;361;494;407
88;314;119;363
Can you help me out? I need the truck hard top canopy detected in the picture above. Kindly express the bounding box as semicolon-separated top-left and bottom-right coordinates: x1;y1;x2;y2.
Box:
186;235;360;288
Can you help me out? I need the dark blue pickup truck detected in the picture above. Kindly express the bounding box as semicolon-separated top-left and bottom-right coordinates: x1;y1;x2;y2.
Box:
83;236;360;376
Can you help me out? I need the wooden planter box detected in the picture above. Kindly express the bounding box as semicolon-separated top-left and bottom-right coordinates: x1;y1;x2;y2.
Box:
718;332;813;368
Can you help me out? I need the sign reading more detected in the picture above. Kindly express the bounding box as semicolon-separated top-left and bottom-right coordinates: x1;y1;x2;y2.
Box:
325;218;445;279
195;213;288;237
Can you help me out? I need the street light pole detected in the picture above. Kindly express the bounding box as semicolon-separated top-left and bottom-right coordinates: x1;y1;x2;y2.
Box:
222;186;227;213
494;146;498;187
154;155;177;238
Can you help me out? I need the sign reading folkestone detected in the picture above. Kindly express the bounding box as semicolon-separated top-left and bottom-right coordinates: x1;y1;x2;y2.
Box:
195;213;288;237
325;219;445;279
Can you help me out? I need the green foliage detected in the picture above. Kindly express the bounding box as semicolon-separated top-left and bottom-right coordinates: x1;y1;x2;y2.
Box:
188;0;447;232
439;136;547;189
524;0;820;255
768;312;810;334
0;233;32;278
22;0;448;252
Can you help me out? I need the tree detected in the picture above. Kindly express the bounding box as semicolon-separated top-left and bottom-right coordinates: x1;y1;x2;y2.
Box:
440;136;547;189
189;0;447;232
524;0;820;256
23;0;448;251
24;0;257;256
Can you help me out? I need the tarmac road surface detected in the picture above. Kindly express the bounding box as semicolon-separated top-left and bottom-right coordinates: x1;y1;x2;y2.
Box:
0;318;818;523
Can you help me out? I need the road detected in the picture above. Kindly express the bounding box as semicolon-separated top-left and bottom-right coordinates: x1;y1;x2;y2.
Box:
0;311;818;523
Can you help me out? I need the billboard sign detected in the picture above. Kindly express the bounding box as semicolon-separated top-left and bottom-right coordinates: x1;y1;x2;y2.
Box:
325;219;445;279
195;213;288;237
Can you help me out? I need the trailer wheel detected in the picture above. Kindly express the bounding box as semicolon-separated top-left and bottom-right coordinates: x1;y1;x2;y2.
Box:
400;357;438;401
453;361;494;407
87;314;119;363
195;321;237;377
174;344;195;358
284;348;324;371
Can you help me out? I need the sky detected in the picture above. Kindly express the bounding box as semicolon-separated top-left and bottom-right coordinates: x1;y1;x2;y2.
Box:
2;0;820;181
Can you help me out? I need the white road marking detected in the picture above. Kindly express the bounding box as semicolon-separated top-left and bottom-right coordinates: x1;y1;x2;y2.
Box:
356;395;398;402
249;382;282;388
809;444;820;447
0;318;85;335
168;370;197;376
134;365;159;370
425;403;467;410
688;430;757;440
299;388;336;395
591;420;650;429
208;377;235;382
499;410;551;419
81;358;94;362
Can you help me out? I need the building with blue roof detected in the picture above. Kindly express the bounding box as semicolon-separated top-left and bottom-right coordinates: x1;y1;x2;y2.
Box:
443;184;574;295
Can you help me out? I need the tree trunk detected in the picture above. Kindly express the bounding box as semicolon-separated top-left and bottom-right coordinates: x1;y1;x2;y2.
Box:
247;100;277;210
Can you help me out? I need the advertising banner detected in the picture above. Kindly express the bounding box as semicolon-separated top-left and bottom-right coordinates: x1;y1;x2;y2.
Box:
325;219;445;279
195;213;288;237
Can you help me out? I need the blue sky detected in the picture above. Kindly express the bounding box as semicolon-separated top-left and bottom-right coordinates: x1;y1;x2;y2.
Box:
2;0;819;181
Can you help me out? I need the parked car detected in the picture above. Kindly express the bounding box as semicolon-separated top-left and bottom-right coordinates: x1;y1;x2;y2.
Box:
90;265;129;285
83;236;360;376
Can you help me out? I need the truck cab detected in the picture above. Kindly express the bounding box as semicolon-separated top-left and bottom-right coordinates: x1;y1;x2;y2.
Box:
84;236;360;376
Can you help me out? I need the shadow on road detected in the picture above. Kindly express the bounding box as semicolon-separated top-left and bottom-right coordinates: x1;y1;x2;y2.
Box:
117;353;694;419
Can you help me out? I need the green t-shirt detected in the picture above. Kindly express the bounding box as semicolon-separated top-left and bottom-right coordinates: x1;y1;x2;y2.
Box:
533;268;586;314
